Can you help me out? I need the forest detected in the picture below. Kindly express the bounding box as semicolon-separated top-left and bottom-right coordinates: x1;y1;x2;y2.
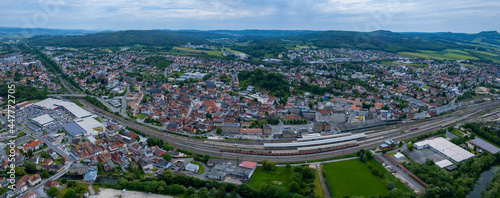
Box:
0;84;48;103
238;69;290;97
134;56;173;70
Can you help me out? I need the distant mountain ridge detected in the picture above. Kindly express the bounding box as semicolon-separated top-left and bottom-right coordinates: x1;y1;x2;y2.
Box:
23;28;500;61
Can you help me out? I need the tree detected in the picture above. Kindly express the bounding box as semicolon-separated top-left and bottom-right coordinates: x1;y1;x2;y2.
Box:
230;190;238;198
41;150;49;158
162;169;175;184
47;187;59;196
163;154;172;161
290;172;303;184
41;171;50;178
289;181;300;193
216;187;226;198
407;143;414;151
262;159;276;171
61;177;67;184
186;187;196;195
23;161;37;173
387;182;395;190
216;127;223;135
203;154;211;162
285;163;291;170
27;149;33;157
198;187;209;198
15;166;25;176
63;189;76;198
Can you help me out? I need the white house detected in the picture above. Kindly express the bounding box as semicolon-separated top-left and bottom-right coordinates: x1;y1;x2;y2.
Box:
185;163;199;173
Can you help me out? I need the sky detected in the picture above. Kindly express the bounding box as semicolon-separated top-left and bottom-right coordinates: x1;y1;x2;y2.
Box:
1;0;499;33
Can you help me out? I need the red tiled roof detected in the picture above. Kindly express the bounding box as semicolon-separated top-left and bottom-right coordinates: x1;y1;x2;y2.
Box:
239;161;257;169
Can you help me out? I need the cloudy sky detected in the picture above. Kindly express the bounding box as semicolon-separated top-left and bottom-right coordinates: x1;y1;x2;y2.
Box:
1;0;499;33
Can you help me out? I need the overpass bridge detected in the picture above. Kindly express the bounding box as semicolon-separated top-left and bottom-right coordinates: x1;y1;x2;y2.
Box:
47;94;87;98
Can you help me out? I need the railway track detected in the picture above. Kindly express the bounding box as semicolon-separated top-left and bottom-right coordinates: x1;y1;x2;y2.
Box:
80;96;500;162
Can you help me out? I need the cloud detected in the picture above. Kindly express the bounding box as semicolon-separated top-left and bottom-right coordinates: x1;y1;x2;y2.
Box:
0;0;498;32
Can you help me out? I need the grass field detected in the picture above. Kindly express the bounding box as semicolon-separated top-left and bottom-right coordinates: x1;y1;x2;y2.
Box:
313;170;323;198
450;129;465;137
247;166;291;190
323;159;411;197
399;49;479;60
221;47;247;55
172;47;222;57
247;166;322;196
136;113;147;119
56;183;91;198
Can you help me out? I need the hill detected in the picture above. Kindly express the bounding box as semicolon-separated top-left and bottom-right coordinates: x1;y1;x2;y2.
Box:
27;30;227;48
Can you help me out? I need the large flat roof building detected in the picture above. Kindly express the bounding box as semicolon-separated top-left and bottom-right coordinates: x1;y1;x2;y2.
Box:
415;137;474;163
32;114;54;127
64;117;102;137
469;138;500;154
35;98;92;118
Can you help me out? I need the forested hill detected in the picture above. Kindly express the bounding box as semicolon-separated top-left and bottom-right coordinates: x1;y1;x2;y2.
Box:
25;29;500;58
27;30;228;48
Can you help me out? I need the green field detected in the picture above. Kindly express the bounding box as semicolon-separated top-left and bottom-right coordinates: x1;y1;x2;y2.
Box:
247;166;322;197
56;183;91;198
136;113;147;119
399;49;479;60
323;159;410;197
312;170;323;197
221;47;247;55
172;47;222;57
450;129;465;137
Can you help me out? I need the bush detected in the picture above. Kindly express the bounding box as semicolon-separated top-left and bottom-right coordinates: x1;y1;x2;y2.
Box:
387;182;395;190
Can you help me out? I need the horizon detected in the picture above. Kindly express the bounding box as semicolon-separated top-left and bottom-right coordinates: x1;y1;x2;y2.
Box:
2;27;499;35
2;0;499;33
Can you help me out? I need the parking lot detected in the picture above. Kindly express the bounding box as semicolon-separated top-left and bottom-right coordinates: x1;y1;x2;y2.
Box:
404;147;447;164
17;106;75;135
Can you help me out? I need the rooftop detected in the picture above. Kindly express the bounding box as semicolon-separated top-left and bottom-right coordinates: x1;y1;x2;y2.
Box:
32;114;53;125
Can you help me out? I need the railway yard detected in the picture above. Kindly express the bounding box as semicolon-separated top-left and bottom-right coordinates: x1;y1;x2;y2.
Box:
79;98;500;163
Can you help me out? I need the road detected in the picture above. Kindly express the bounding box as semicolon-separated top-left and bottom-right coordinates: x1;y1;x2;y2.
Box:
27;162;71;197
22;127;73;161
376;152;426;193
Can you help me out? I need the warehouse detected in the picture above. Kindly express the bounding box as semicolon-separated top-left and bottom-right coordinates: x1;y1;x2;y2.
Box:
415;137;474;163
468;138;500;154
31;114;54;127
63;117;103;137
35;98;92;118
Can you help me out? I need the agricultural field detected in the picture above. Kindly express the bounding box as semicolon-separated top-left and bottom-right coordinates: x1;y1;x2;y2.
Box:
464;49;500;63
322;159;411;197
399;49;479;60
221;47;247;55
172;47;222;57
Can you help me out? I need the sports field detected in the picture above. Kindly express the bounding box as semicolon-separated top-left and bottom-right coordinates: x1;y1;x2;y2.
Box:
323;158;410;197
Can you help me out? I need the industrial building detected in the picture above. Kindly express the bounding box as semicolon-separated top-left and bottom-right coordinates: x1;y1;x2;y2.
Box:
31;114;54;127
63;117;103;137
415;137;474;163
468;138;500;154
34;98;92;119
